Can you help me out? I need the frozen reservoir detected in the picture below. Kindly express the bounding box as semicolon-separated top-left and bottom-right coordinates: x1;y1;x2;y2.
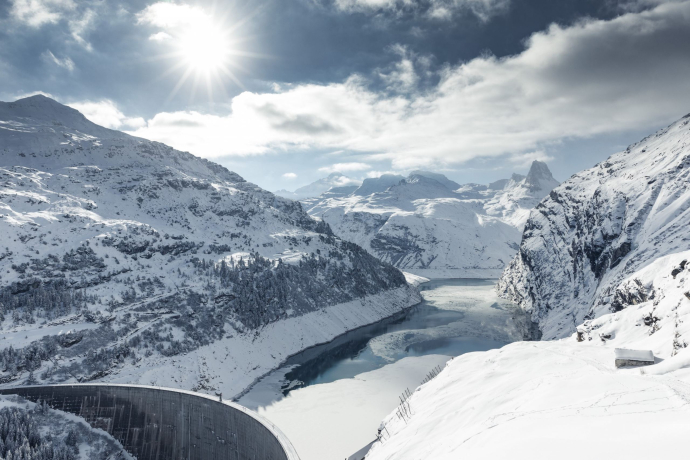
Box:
238;279;522;460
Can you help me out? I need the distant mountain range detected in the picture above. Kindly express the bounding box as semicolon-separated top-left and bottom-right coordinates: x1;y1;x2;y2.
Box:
275;172;361;200
300;163;559;278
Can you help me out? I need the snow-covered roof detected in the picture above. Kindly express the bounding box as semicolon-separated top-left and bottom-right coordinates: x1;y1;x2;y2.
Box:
614;348;654;362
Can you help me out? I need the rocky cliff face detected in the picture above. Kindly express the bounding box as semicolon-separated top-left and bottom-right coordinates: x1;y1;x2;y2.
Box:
0;95;408;387
498;113;690;340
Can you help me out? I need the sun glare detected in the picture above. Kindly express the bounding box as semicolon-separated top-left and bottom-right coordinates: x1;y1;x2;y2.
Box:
179;24;229;73
144;3;260;103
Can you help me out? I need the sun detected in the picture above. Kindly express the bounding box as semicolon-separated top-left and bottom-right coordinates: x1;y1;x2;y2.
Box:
178;23;230;74
145;3;260;102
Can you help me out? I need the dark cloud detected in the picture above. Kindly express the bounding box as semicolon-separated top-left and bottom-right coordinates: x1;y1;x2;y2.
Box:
257;103;342;135
0;0;685;192
0;0;637;116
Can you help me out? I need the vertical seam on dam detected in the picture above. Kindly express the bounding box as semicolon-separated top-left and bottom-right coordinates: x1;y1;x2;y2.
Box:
0;384;300;460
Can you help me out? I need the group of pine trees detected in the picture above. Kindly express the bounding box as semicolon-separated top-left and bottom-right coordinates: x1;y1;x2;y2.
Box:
192;243;405;329
0;280;95;324
0;403;78;460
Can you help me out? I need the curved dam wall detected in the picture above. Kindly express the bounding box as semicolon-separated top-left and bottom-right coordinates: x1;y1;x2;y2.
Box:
0;384;300;460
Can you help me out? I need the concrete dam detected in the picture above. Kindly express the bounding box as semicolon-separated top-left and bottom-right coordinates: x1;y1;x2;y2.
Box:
0;384;300;460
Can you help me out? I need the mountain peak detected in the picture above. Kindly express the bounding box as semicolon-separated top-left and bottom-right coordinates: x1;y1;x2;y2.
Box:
0;94;121;139
9;94;79;115
408;170;460;191
524;161;556;191
353;174;404;196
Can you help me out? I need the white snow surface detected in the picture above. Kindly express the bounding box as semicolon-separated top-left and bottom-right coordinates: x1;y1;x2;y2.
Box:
108;285;420;397
366;340;690;460
251;355;450;460
275;173;361;200
302;164;558;278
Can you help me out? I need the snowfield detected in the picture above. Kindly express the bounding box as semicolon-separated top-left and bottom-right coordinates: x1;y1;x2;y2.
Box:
366;340;690;460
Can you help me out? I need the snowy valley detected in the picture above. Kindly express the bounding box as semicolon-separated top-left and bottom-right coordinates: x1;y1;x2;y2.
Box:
2;95;689;460
366;114;690;460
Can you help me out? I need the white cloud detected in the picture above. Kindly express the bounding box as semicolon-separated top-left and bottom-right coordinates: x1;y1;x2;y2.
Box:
10;0;96;49
9;0;75;27
8;90;55;100
136;3;211;29
149;31;172;42
333;0;510;21
508;150;555;168
366;170;404;178
41;50;74;71
378;45;420;92
68;100;145;130
128;1;690;169
318;163;372;173
68;8;96;50
282;172;298;179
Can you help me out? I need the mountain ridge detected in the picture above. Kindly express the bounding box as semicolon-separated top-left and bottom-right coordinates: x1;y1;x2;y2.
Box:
498;112;690;340
301;163;558;277
0;95;419;394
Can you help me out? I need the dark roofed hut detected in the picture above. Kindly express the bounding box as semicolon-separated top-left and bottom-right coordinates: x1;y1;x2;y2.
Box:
614;348;654;368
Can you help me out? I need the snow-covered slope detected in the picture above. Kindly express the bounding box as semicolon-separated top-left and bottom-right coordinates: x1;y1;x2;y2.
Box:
303;163;558;278
353;174;404;196
367;249;690;459
0;95;419;394
498;114;690;340
365;340;690;460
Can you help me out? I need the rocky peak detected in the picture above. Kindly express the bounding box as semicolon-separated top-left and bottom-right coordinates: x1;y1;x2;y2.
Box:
353;174;405;196
408;170;460;191
524;161;556;192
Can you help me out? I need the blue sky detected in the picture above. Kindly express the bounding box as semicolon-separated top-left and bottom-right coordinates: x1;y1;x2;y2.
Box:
2;0;690;191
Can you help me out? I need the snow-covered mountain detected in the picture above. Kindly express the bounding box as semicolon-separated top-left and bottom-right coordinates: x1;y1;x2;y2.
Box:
485;161;559;228
0;95;419;394
302;163;558;278
499;113;690;341
367;116;690;460
275;172;360;200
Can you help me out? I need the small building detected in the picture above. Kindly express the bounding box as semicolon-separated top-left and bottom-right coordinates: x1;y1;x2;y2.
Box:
614;348;654;368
